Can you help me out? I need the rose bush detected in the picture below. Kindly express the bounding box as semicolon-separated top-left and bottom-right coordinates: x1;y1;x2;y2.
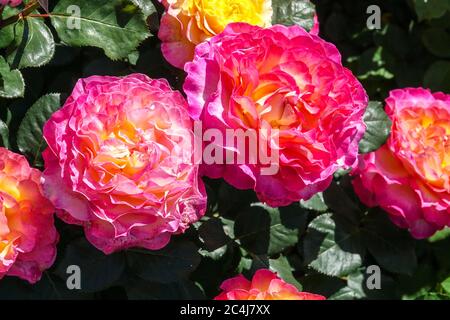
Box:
42;74;207;254
185;23;368;207
0;0;449;302
352;88;450;238
0;148;58;284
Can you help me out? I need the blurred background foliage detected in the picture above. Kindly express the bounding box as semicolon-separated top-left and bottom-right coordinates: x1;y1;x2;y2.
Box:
317;0;450;99
0;0;449;300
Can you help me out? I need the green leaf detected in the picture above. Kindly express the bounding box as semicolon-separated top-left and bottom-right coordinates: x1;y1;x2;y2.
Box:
359;101;392;154
0;119;9;149
55;238;126;293
303;213;365;277
50;0;151;60
272;0;316;32
127;240;201;284
343;272;366;300
130;0;157;17
127;50;140;66
221;217;235;239
0;7;19;49
0;56;25;98
346;269;398;300
398;263;436;300
300;192;328;212
361;211;417;275
328;286;360;300
16;93;61;167
198;218;231;251
412;0;450;21
234;203;307;255
0;26;15;50
356;47;395;80
237;257;254;274
269;255;302;291
428;227;450;243
441;277;450;295
7;17;55;69
199;244;228;261
424;60;450;92
418;292;449;300
422;28;450;58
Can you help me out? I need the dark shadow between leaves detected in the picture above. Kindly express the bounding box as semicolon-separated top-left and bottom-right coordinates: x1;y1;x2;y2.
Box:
115;1;136;28
303;214;365;271
235;206;271;256
10;19;29;69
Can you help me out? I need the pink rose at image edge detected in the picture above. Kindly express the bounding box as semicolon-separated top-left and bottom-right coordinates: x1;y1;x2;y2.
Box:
0;148;58;284
0;0;22;7
352;88;450;239
215;269;326;300
184;22;368;207
42;74;207;254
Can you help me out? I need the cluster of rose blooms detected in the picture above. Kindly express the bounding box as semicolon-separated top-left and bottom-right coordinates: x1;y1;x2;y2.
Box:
1;0;449;300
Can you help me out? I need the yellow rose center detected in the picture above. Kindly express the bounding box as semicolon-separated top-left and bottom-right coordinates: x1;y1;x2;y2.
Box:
397;107;450;190
189;0;272;36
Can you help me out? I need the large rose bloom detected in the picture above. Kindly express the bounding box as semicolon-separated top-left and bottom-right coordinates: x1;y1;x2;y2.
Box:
0;148;58;284
42;74;207;254
215;269;326;300
158;0;273;68
184;23;368;207
352;88;450;238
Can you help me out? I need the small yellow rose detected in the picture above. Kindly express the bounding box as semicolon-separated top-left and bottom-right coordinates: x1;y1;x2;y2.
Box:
158;0;272;68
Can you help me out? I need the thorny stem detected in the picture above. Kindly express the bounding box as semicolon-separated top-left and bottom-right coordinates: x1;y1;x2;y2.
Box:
0;1;41;29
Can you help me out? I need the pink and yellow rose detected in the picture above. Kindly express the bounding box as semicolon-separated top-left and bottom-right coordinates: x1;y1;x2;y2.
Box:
158;0;273;68
215;269;326;300
42;74;207;254
0;148;58;284
184;23;368;207
352;88;450;238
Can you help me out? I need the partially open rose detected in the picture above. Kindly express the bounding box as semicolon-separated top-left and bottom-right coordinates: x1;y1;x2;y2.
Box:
352;88;450;238
0;148;58;283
